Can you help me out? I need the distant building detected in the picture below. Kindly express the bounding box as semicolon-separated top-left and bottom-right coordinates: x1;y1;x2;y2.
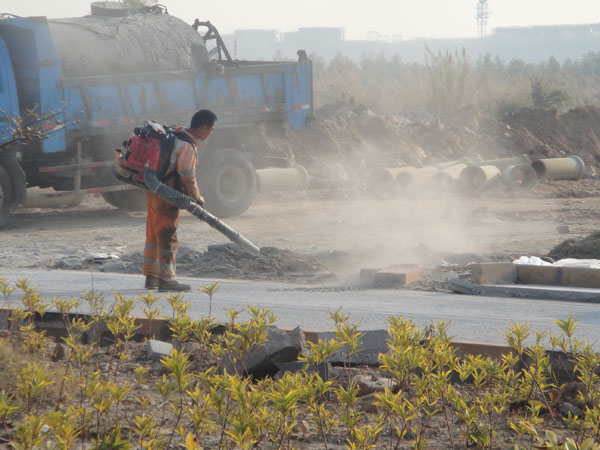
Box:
493;23;600;38
225;29;279;60
222;22;600;64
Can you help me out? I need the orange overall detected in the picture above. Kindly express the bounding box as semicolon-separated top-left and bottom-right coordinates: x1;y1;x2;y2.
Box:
142;129;202;281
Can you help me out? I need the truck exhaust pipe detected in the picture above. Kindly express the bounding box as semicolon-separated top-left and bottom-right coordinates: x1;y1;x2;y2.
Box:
143;168;260;254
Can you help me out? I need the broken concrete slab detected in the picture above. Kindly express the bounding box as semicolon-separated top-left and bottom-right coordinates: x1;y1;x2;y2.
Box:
315;329;388;366
470;262;517;285
222;326;306;377
274;361;329;380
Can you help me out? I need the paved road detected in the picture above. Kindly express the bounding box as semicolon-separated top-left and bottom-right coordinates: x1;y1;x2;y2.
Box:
1;269;599;347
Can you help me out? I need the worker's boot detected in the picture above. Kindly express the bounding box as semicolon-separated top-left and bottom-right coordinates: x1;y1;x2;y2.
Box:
145;275;159;290
158;279;191;292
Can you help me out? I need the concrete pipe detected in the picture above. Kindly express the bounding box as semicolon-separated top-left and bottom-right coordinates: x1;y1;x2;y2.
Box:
502;164;538;190
474;154;531;171
22;188;85;209
434;158;471;170
459;165;502;191
531;155;585;181
394;166;440;189
256;165;310;193
367;167;396;194
432;163;469;189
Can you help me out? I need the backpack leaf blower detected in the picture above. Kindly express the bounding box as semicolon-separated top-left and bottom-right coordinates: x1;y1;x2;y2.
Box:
114;120;260;254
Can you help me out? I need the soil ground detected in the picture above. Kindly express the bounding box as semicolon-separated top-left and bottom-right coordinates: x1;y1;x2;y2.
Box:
3;180;600;289
5;105;600;287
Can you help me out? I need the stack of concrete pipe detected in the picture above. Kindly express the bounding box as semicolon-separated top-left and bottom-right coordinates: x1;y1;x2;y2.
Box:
371;154;586;195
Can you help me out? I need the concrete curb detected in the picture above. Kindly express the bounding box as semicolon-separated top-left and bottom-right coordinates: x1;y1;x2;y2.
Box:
0;307;594;383
0;307;515;360
448;278;600;303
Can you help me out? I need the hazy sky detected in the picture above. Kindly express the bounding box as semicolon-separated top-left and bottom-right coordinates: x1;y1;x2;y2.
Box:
2;0;600;40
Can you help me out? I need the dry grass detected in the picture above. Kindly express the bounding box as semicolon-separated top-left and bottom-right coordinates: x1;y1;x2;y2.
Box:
312;50;600;118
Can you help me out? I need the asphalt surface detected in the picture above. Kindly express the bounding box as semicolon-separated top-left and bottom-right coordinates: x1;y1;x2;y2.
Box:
1;268;599;347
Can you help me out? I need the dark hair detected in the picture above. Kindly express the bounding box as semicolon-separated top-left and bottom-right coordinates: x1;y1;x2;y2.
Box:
190;109;217;129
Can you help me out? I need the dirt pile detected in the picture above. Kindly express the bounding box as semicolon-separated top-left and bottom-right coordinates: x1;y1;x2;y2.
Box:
282;103;511;177
78;244;350;283
548;231;600;260
502;106;600;170
278;103;600;183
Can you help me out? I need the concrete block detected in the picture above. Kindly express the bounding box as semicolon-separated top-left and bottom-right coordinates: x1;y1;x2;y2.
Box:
146;340;173;361
360;265;422;287
560;267;600;289
373;269;423;287
516;265;560;285
471;263;517;285
359;269;379;285
516;265;600;288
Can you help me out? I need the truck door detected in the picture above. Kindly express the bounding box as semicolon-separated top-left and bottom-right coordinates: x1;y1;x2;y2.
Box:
0;35;19;145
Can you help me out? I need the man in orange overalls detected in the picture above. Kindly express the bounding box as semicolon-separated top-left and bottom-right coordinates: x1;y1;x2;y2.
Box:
143;110;217;292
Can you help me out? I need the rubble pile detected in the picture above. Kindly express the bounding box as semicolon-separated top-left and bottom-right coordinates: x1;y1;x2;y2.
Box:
83;244;347;283
502;106;600;170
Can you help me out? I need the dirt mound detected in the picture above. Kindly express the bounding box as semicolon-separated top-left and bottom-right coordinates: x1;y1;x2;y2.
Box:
280;103;515;183
548;231;600;260
278;104;600;182
78;244;348;283
503;106;600;169
175;245;337;282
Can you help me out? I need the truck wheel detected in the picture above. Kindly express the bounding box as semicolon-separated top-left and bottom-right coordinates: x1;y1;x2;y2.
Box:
101;189;146;212
199;149;257;218
0;165;14;228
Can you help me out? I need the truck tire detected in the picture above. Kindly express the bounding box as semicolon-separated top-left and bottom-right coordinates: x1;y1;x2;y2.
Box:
0;165;14;228
101;189;146;212
198;149;257;218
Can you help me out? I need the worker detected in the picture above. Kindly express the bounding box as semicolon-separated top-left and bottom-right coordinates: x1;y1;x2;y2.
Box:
143;109;217;292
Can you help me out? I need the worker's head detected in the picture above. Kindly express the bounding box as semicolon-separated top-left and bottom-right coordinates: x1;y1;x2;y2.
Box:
189;109;217;141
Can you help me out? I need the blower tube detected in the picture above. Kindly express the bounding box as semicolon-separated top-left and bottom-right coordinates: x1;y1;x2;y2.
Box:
143;168;260;254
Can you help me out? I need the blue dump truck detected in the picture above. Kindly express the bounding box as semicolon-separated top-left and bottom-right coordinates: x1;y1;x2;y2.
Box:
0;2;312;227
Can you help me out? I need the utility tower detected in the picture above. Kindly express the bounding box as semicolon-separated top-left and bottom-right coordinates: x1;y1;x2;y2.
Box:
476;0;490;38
